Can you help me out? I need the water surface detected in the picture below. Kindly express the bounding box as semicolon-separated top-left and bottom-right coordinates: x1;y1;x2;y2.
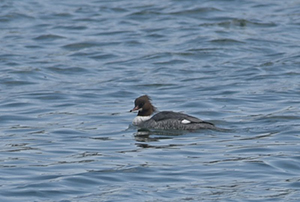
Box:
0;0;300;201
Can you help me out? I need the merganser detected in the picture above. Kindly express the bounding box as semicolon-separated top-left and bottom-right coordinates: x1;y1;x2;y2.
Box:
130;95;217;130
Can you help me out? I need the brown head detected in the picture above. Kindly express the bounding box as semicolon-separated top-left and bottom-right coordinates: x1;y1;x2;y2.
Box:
130;95;156;116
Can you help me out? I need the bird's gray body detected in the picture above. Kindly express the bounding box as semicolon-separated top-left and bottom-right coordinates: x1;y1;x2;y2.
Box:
138;111;216;130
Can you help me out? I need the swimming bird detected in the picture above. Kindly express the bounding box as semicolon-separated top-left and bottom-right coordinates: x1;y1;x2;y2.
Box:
130;95;217;130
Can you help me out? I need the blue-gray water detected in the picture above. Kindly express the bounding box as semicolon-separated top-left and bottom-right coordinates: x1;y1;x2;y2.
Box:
1;0;300;201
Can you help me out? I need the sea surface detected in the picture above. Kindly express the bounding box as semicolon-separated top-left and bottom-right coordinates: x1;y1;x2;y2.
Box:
1;0;300;201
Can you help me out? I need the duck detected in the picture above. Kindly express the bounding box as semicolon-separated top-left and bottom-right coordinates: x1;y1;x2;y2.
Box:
130;95;217;130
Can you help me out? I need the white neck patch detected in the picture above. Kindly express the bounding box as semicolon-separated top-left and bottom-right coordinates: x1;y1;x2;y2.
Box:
132;116;151;125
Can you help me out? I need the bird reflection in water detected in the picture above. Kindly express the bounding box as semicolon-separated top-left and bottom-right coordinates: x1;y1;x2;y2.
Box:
134;128;187;148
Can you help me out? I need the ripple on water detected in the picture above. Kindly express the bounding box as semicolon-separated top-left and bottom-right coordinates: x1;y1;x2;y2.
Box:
33;34;66;41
